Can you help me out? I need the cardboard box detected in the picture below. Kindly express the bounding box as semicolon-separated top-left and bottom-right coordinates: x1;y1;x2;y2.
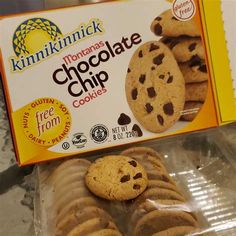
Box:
0;0;234;165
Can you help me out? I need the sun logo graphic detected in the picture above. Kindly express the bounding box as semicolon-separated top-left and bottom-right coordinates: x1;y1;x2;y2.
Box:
12;18;62;56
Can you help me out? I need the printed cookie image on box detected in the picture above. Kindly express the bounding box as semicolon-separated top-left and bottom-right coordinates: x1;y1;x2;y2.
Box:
151;9;209;123
125;41;185;133
125;7;209;134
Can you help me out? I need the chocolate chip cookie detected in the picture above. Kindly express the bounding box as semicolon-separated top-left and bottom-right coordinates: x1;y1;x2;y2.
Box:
125;41;185;133
181;102;203;121
162;37;205;63
185;82;208;102
55;206;113;236
134;210;198;236
179;60;208;83
151;9;200;37
85;155;148;201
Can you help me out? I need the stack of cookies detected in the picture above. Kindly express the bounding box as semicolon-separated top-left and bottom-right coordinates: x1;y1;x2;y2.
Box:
47;158;122;236
121;147;199;236
42;146;200;235
151;9;208;121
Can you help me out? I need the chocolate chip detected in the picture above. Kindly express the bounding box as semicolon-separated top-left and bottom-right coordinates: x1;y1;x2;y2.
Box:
138;50;143;58
147;87;156;98
153;53;165;65
149;43;160;52
189;55;202;67
172;16;179;21
93;177;97;181
120;175;130;183
154;23;162;35
118;113;131;125
162;37;172;44
155;16;162;21
139;74;146;84
199;64;207;72
159;74;165;80
167;75;173;84
157;115;164;125
188;43;197;52
163;103;174;115
129;160;137;167
145;103;153;113
169;39;180;49
127;68;131;73
131;88;138;100
132;124;143;137
151;66;155;71
133;184;141;190
133;173;142;179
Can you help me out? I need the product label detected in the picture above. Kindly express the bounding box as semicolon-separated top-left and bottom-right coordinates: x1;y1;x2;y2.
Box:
0;0;219;165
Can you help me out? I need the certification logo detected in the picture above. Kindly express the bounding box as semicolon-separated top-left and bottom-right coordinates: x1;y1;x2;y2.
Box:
90;124;109;144
72;133;87;148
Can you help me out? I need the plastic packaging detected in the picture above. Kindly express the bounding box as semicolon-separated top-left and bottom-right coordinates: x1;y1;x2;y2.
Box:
34;128;236;236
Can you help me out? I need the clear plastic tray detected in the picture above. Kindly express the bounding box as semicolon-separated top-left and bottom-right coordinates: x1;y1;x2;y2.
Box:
34;128;236;236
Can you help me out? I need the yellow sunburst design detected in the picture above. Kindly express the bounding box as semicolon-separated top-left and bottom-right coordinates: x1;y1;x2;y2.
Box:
12;18;62;56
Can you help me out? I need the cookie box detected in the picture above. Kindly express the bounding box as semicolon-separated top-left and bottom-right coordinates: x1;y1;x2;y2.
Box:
34;129;236;236
0;0;235;166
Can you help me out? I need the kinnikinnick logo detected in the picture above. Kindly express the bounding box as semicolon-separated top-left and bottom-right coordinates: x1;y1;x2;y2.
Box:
10;17;105;72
